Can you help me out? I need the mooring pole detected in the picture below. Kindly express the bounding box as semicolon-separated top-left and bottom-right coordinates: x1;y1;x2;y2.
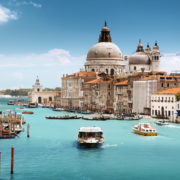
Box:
11;146;14;174
0;151;1;172
27;123;30;138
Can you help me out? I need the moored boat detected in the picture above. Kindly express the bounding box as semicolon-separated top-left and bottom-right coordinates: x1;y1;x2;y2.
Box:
77;126;104;148
28;103;38;108
22;111;34;114
46;115;81;119
7;100;15;105
133;123;157;136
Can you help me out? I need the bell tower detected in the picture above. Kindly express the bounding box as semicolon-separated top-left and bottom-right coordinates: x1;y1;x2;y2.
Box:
151;41;160;72
32;76;43;92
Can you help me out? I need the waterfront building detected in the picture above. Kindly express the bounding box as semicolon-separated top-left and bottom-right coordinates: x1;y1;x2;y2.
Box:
83;73;114;113
151;87;180;122
60;72;96;110
114;79;129;114
28;77;58;105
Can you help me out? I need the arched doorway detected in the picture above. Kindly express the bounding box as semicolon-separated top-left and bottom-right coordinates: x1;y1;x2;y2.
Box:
49;97;52;102
38;97;42;104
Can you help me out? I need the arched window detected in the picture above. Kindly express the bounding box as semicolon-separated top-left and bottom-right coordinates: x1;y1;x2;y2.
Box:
106;69;108;74
49;97;52;101
110;69;114;76
92;69;95;72
37;88;40;92
134;66;136;71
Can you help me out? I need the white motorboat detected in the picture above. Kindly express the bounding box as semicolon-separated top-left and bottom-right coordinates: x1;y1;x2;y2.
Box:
156;120;169;126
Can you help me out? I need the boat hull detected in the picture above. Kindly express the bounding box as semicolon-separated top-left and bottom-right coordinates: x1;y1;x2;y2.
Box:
78;142;103;148
134;130;157;136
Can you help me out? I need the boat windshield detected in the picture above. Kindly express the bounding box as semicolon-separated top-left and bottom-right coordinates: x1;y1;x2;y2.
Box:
78;132;102;138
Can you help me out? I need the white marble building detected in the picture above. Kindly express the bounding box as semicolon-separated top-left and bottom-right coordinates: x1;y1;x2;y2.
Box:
84;22;126;77
151;88;180;121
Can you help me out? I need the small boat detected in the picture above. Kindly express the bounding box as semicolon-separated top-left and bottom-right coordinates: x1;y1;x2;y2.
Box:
22;111;34;114
28;103;38;108
156;120;169;126
7;100;15;105
77;127;104;148
53;108;64;111
133;123;157;136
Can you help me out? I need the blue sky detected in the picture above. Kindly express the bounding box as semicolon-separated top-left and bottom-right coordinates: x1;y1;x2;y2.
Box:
0;0;180;89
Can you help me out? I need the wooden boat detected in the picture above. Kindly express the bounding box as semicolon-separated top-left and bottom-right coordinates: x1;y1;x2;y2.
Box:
7;100;15;105
0;129;17;139
28;103;38;108
22;111;34;114
133;123;157;136
46;115;81;120
77;127;104;148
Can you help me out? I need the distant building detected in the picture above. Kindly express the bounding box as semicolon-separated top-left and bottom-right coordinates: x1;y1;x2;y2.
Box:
28;77;58;105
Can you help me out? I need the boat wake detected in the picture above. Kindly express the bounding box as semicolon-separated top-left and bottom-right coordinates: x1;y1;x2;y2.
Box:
167;125;180;129
102;144;118;148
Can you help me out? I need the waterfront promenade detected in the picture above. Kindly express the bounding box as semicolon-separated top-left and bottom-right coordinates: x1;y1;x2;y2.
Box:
1;98;180;180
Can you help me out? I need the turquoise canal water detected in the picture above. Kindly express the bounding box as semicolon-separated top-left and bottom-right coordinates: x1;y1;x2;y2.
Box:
1;98;180;180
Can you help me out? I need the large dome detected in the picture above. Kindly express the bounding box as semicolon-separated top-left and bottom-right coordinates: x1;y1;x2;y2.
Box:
129;52;150;65
87;42;122;60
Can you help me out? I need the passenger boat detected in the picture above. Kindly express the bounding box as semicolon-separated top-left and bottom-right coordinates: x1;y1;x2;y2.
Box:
133;123;157;136
77;127;104;148
156;120;169;126
22;111;34;114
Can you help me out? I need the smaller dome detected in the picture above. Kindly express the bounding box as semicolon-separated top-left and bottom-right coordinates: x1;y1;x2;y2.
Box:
129;52;150;65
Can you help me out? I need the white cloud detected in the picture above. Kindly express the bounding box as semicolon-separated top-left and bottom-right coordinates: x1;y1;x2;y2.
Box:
160;53;180;73
0;5;17;24
0;49;85;88
0;48;85;68
10;0;42;8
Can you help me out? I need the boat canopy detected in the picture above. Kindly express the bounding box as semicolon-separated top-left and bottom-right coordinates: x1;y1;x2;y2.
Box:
79;127;103;133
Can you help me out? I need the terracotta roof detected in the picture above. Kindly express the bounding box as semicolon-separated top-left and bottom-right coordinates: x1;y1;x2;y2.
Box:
64;71;96;78
86;78;112;84
154;88;180;95
138;76;158;81
115;80;128;86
